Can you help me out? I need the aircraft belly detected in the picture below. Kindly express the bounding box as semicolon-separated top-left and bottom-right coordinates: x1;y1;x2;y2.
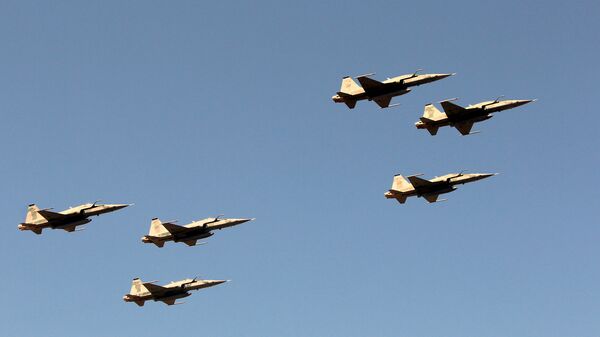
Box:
416;184;453;196
52;218;92;229
173;231;211;242
483;106;506;113
156;292;190;301
447;110;478;124
368;86;408;99
353;93;369;101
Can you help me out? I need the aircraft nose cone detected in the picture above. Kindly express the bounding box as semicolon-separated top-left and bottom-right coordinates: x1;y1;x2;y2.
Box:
480;173;498;179
437;73;455;79
517;99;536;105
112;203;132;210
229;218;254;226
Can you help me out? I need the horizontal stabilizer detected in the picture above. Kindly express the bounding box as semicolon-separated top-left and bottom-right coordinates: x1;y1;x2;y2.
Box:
426;126;439;136
20;223;43;234
336;91;353;99
144;236;165;248
337;92;357;109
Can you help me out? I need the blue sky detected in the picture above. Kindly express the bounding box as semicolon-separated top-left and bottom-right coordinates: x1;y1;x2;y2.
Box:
1;1;599;336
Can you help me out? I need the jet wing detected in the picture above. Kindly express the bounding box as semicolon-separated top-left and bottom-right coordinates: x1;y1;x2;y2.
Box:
161;222;194;235
143;283;168;295
160;298;177;305
37;209;68;221
62;225;76;232
407;175;434;188
356;76;386;95
373;96;392;108
423;194;440;203
183;240;198;246
455;122;475;135
440;100;467;119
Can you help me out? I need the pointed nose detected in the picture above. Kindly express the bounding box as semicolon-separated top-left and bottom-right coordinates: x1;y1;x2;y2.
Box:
111;203;132;210
436;73;456;80
479;173;498;179
232;218;254;225
417;73;454;84
423;73;454;81
208;280;228;286
516;99;536;106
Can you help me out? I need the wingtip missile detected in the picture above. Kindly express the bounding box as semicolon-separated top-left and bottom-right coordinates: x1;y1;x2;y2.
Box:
439;97;459;103
385;103;401;109
355;72;375;78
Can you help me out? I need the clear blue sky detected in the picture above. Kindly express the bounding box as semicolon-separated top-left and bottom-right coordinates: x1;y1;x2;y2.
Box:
1;1;599;336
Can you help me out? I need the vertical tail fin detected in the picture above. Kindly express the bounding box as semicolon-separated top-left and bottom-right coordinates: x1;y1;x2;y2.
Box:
422;104;446;121
149;218;166;236
340;76;361;95
25;204;40;223
130;278;148;296
391;175;412;192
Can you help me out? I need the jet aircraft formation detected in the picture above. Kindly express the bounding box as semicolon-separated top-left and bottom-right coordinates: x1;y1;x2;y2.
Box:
19;68;534;308
332;70;534;203
19;201;252;306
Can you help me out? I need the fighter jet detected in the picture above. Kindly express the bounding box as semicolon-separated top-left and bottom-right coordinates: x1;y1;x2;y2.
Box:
18;202;131;234
415;97;536;135
384;172;496;204
141;216;254;247
123;277;228;306
332;70;454;109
